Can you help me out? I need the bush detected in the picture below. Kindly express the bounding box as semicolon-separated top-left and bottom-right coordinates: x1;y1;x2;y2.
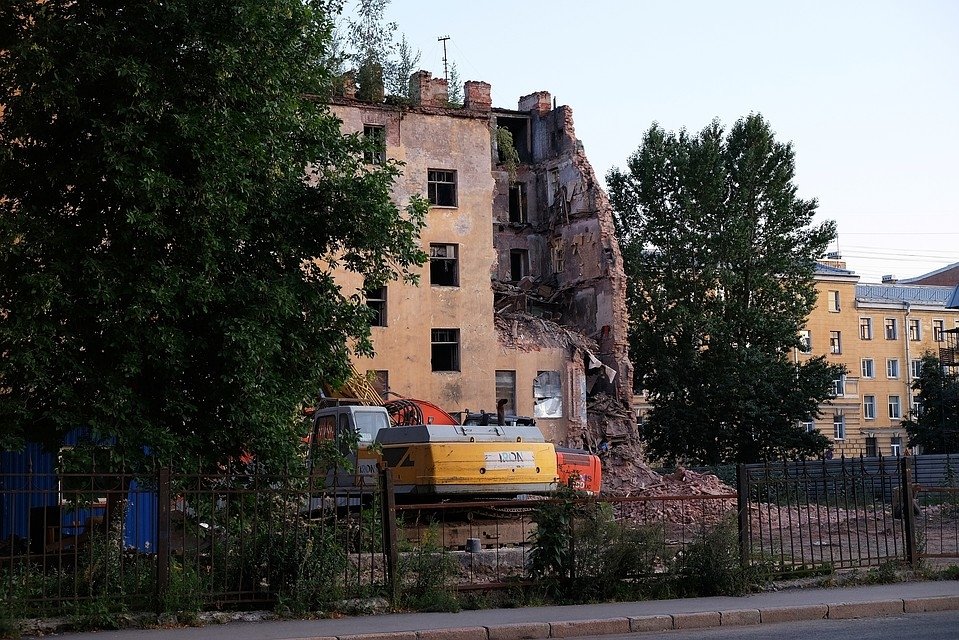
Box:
396;526;459;612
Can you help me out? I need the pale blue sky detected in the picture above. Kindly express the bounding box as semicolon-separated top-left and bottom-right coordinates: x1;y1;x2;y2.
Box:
369;0;958;283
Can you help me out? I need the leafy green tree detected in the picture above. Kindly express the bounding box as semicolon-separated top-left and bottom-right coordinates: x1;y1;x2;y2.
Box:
385;34;421;99
607;115;839;464
0;0;428;468
903;355;959;454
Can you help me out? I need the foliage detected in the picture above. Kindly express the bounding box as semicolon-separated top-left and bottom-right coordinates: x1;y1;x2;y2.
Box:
0;0;428;468
607;114;840;464
902;354;959;454
670;520;766;597
446;61;463;108
527;488;667;602
496;127;521;184
344;0;422;101
396;526;460;612
386;35;422;99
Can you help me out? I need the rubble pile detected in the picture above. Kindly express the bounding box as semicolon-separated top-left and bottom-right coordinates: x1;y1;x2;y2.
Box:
494;310;597;353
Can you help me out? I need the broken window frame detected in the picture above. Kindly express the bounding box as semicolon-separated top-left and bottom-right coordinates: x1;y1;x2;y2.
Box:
509;248;529;282
533;370;563;419
431;328;460;372
495;370;517;415
429;243;459;287
427;169;457;207
364;283;387;326
363;124;386;164
508;183;528;223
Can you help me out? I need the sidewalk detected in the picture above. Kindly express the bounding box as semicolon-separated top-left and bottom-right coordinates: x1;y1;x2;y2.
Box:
61;580;959;640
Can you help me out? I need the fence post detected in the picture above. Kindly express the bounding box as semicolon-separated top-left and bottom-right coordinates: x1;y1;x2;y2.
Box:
901;456;917;567
155;467;171;613
380;467;399;604
736;464;750;568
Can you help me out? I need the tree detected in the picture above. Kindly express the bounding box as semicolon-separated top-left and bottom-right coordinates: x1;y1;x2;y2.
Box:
903;355;959;454
607;115;839;465
0;1;428;469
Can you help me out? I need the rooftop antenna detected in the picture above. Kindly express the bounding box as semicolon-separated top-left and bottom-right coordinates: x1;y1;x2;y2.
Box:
438;35;450;82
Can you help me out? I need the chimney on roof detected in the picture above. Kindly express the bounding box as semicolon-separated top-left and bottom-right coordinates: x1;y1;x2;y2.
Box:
882;274;898;284
518;91;552;114
464;81;491;112
409;70;448;107
827;251;841;260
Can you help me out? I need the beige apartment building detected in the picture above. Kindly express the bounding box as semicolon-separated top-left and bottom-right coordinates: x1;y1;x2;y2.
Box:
327;73;634;449
801;260;959;457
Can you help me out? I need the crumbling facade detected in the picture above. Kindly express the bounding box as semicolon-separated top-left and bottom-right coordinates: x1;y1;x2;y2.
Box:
330;72;634;452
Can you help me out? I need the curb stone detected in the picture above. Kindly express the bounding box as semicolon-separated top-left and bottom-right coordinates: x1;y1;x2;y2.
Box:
760;604;829;624
486;622;551;640
627;615;673;633
720;609;762;626
903;595;959;613
828;599;904;619
549;618;630;638
671;611;721;629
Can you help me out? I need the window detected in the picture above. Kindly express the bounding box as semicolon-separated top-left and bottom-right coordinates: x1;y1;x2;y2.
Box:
912;397;923;417
508;183;528;223
367;370;389;398
827;290;840;312
860;317;873;340
861;358;875;379
832;374;846;397
431;328;460;372
495;370;517;415
934;319;945;342
799;330;812;354
885;318;898;340
911;359;923;379
865;437;878;458
886;358;899;379
888;395;901;419
427;169;457;207
800;419;815;433
833;413;845;440
364;284;387;327
510;248;529;281
533;370;563;418
829;330;842;354
908;318;921;341
890;436;902;457
863;395;876;420
363;124;385;164
429;243;459;286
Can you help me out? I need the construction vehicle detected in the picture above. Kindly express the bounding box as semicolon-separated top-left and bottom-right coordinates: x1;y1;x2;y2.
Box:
306;397;602;500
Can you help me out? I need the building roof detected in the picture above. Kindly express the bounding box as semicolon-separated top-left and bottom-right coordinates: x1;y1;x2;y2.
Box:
947;284;959;309
899;261;959;286
815;262;857;277
856;283;957;306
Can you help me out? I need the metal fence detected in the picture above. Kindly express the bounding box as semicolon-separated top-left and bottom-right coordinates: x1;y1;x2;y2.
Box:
0;465;388;617
737;454;959;571
3;455;959;618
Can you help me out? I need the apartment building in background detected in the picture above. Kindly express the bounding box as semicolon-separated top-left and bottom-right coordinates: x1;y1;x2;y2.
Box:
327;72;634;450
801;259;959;457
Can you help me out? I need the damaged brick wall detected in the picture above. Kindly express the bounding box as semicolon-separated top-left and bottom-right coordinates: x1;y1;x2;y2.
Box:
491;92;635;454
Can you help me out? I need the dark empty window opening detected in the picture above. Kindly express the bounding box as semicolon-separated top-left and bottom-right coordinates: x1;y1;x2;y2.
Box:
428;169;457;207
510;249;529;282
368;370;389;398
508;183;528;223
431;328;460;372
364;284;387;326
363;124;386;164
495;116;531;163
429;243;459;286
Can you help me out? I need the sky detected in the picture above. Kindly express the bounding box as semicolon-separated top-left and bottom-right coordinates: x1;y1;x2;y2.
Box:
364;0;959;284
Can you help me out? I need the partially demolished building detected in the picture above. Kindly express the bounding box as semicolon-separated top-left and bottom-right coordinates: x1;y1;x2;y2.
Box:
331;72;634;453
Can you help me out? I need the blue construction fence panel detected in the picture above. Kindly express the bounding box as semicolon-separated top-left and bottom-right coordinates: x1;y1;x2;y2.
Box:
1;440;157;553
